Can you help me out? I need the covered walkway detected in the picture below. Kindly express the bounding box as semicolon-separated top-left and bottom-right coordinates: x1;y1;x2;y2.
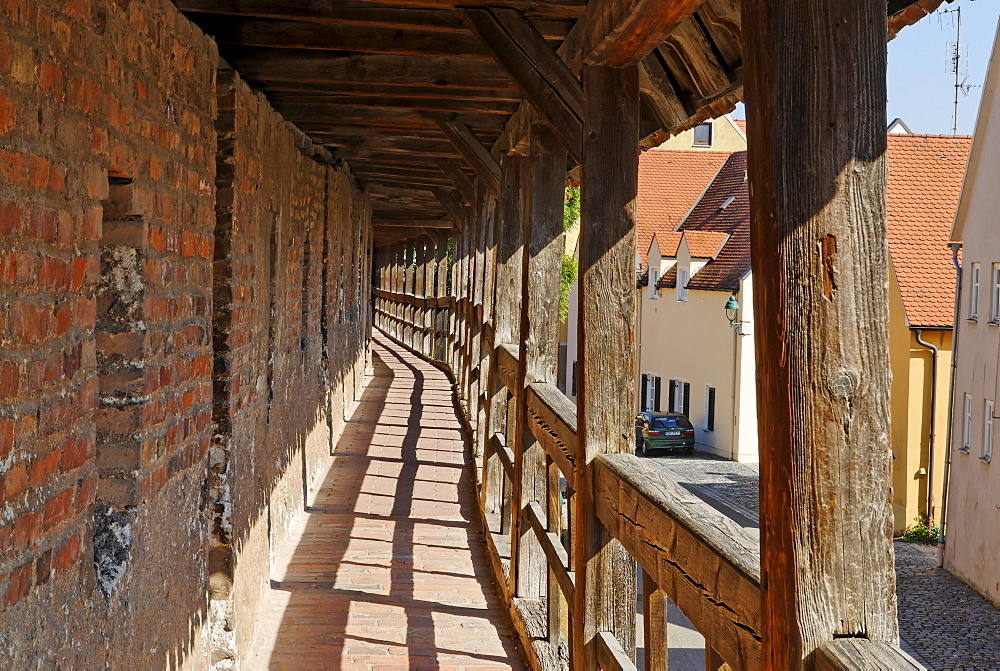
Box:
249;334;523;668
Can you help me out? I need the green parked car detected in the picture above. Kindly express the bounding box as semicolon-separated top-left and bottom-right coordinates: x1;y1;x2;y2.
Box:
635;411;695;455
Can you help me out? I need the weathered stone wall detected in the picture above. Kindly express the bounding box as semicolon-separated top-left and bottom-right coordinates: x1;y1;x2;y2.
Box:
209;71;372;665
0;1;372;667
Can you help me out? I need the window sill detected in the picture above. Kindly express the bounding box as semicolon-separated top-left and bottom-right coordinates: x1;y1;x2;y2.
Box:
989;320;1000;326
968;317;979;323
959;447;970;454
981;456;992;464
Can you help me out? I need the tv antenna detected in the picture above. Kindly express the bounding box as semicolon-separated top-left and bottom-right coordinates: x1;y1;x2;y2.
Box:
939;6;981;135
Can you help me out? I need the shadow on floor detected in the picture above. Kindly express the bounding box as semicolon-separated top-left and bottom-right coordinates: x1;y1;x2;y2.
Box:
249;336;523;669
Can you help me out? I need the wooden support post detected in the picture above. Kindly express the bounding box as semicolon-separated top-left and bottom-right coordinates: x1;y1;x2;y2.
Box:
404;243;415;347
435;238;449;361
476;194;499;461
573;64;639;667
470;196;488;450
743;0;896;666
482;154;526;535
511;123;567;600
642;571;668;671
424;237;436;356
413;238;427;355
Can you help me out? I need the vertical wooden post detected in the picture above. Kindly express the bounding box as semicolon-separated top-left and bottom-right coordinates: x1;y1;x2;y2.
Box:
477;194;499;460
424;236;436;356
436;237;449;361
743;0;896;666
414;239;427;355
511;123;567;599
574;64;639;666
642;572;668;671
470;199;488;446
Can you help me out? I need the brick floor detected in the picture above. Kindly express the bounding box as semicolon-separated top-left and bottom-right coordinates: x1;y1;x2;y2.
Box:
249;335;524;670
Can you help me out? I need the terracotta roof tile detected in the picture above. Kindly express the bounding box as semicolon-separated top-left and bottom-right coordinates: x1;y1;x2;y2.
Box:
657;152;750;292
886;134;970;328
636;149;730;268
733;118;747;136
652;231;683;257
684;231;730;258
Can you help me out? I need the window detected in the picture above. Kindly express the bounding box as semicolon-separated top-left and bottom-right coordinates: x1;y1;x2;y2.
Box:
571;361;577;397
640;374;661;412
705;386;716;431
970;263;981;320
963;393;973;452
669;379;690;416
984;400;994;462
693;121;713;147
677;268;689;302
991;263;1000;323
649;266;659;299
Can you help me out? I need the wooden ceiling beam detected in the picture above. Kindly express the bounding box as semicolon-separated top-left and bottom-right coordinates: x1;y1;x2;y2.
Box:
176;0;586;22
264;94;518;116
435;159;478;206
239;80;522;102
223;51;514;91
285;108;505;133
437;118;502;198
199;18;493;60
581;0;706;67
431;187;472;227
462;8;583;161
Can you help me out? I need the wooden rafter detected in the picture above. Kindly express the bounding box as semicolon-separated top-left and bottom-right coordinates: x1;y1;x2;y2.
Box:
435;159;479;206
462;8;583;161
437;119;502;198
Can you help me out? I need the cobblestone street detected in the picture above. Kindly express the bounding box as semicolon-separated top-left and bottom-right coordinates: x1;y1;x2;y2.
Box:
645;451;1000;670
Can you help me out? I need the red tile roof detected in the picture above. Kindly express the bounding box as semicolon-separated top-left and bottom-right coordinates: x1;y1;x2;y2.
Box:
653;231;683;257
733;118;747;136
658;152;750;292
886;134;970;328
636;149;730;268
685;231;730;258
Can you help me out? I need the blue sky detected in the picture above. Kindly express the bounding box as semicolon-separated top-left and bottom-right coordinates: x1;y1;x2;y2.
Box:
734;0;1000;135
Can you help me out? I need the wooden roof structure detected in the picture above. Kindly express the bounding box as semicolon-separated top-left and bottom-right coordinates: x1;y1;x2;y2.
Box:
173;1;951;668
175;0;938;246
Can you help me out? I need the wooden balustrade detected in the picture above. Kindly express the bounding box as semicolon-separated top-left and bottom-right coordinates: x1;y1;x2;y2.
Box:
370;8;916;657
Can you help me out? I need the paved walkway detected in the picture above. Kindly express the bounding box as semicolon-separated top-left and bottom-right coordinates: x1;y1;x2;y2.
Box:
646;452;1000;670
249;335;523;669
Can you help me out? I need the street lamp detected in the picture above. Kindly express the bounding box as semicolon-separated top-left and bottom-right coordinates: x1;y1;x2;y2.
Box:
725;294;740;328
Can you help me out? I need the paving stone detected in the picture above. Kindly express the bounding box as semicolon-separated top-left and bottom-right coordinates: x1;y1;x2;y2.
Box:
249;336;523;669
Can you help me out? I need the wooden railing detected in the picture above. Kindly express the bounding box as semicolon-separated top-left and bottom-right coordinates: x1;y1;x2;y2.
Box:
374;285;922;671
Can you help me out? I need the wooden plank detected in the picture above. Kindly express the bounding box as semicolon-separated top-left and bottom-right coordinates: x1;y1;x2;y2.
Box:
595;631;638;671
580;0;704;66
225;51;513;90
743;0;898;665
813;640;923;670
491;433;516;479
525;501;575;604
496;343;520;393
438;119;503;199
198;17;492;59
258;81;522;101
573;64;639;668
642;571;668;671
462;9;583;161
594;454;761;670
526;382;576;488
266;93;518;116
282;107;504;132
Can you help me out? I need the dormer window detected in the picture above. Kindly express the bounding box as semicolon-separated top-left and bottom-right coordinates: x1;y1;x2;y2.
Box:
649;266;659;299
677;268;689;301
693;121;713;147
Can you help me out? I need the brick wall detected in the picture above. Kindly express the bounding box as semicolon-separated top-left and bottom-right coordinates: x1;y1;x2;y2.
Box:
208;72;372;664
0;1;373;666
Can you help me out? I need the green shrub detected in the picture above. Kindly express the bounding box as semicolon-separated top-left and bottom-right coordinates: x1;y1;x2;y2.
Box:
896;516;940;545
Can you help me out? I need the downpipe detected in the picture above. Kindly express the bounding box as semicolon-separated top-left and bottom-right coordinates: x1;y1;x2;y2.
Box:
914;329;939;534
938;241;963;567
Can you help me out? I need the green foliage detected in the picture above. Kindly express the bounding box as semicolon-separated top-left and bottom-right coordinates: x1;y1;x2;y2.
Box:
559;253;578;322
896;515;941;545
563;186;580;232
